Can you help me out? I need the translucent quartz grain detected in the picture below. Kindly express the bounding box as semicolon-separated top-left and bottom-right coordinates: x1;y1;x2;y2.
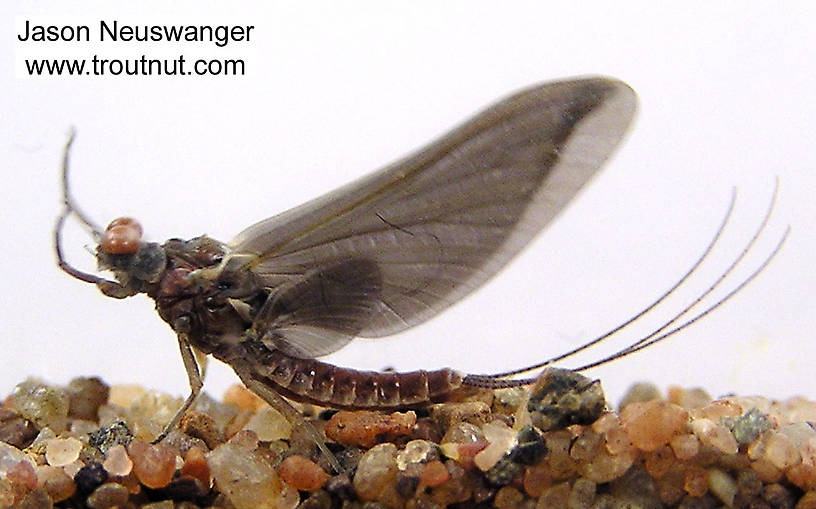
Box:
180;446;210;486
419;460;450;488
207;438;298;509
127;440;176;489
35;465;76;502
0;441;35;473
708;468;738;507
668;386;712;409
763;432;802;470
644;445;675;479
473;420;517;471
9;379;69;430
101;444;132;477
243;406;291;442
683;463;709;498
221;385;264;414
277;455;328;491
5;460;37;491
690;418;739;455
670;433;701;460
396;439;439;470
44;437;82;467
579;442;636;484
620;400;688;452
352;443;400;505
107;385;146;408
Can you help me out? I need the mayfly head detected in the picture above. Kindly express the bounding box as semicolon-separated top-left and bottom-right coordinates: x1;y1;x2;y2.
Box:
54;130;167;299
96;217;168;288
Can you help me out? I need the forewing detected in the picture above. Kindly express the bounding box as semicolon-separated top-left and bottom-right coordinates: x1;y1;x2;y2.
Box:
230;77;637;355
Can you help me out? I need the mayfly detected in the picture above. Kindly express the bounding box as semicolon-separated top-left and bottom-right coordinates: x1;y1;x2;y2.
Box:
55;77;787;471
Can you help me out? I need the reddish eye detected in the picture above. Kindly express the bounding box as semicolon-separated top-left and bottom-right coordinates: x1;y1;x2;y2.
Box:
101;217;143;254
106;217;143;236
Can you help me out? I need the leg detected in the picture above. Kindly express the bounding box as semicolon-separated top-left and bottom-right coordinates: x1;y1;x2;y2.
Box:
232;363;343;474
153;333;203;443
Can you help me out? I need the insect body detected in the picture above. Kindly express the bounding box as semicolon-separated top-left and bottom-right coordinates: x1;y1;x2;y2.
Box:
56;77;786;471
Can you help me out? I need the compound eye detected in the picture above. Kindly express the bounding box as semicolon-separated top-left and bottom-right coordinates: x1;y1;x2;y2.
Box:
101;217;143;254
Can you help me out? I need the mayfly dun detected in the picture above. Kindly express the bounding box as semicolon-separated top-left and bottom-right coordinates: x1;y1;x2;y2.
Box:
55;77;788;472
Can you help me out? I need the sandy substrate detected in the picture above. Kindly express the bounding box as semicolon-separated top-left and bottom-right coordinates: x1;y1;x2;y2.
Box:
1;372;815;508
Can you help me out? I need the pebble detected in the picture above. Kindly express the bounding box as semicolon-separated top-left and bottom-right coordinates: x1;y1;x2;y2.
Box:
36;465;76;502
142;501;175;509
492;387;530;416
668;386;712;409
207;439;299;509
88;420;133;454
670;433;700;460
128;440;176;489
690;418;739;455
430;401;491;427
73;462;108;495
759;431;802;470
473;420;517;471
180;445;210;486
325;410;416;448
8;379;70;430
420;459;450;487
0;407;38;449
536;481;571;507
708;467;737;507
644;445;674;479
102;444;133;477
683;463;709;498
570;477;597;507
222;383;266;411
723;407;773;445
580;443;635;484
278;454;328;491
691;398;743;421
527;368;606;432
127;391;184;441
6;459;37;491
243;405;292;442
16;487;53;509
191;392;239;434
0;441;35;473
618;382;662;409
621;400;688;451
45;437;83;467
179;410;221;448
522;464;551;498
352;443;400;505
494;484;524;508
86;482;129;509
66;377;110;421
396;439;439;470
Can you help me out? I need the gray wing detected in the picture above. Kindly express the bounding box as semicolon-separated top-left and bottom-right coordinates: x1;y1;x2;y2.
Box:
229;76;637;358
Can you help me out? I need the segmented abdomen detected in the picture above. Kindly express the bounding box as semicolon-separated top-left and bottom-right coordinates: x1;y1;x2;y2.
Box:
228;341;464;409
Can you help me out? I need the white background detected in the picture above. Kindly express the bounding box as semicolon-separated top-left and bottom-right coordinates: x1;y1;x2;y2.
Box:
2;2;814;407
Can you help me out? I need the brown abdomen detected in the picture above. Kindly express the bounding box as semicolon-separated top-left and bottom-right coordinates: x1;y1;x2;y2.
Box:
228;341;463;410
